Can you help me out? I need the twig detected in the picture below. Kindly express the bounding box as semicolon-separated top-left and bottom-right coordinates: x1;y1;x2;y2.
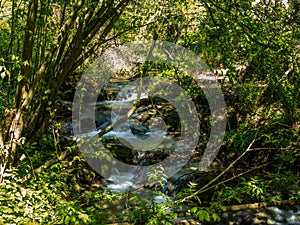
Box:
97;105;137;137
198;162;271;194
249;147;299;151
18;148;73;183
175;137;256;203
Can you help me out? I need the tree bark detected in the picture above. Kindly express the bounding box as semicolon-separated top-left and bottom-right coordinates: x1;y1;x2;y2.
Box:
0;0;38;180
0;0;130;183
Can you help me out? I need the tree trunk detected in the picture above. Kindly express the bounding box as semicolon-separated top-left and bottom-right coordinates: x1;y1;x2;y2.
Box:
0;0;130;183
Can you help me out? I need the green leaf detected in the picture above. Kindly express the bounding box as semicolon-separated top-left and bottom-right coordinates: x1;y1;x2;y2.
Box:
64;215;71;224
23;60;29;66
78;213;89;223
194;195;201;204
190;206;198;214
212;212;221;222
204;211;210;222
17;75;24;82
0;71;6;79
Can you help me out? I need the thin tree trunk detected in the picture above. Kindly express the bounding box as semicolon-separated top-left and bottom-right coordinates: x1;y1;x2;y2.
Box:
0;0;38;183
0;0;131;183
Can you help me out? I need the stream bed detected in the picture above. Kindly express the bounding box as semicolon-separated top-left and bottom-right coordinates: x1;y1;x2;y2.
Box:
65;78;300;225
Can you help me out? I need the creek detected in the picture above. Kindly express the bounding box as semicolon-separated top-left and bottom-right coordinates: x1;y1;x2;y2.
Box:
62;78;300;224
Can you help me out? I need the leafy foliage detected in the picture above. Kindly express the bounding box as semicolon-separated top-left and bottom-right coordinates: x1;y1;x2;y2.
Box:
0;0;299;224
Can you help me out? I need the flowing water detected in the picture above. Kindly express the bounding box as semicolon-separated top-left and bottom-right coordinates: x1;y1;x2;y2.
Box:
70;79;300;224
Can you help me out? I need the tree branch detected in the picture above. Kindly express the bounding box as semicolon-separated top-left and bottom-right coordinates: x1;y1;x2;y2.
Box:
72;21;156;71
18;147;75;183
175;137;257;203
198;162;271;194
220;199;300;212
14;0;38;109
201;1;219;27
97;39;157;138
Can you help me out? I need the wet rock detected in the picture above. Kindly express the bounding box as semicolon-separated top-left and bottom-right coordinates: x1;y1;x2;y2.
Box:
219;205;300;225
129;121;150;135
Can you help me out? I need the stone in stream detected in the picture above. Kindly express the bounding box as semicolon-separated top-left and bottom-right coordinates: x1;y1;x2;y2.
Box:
219;205;300;225
129;121;150;136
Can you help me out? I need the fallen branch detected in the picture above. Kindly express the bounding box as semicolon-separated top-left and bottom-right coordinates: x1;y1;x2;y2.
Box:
175;137;257;203
221;199;300;212
103;199;300;225
198;161;271;194
18;147;74;183
97;105;137;138
249;147;300;151
97;39;157;138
